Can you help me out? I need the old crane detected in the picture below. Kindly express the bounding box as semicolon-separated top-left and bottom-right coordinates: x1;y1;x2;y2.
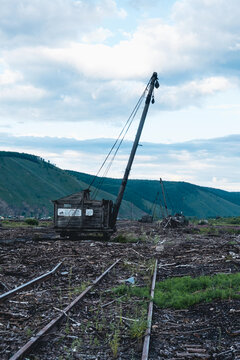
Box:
53;72;159;239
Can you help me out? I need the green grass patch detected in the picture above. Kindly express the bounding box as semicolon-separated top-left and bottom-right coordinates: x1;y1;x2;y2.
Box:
220;228;240;235
25;218;39;226
111;283;150;299
197;225;240;236
154;273;240;309
198;226;219;235
190;217;240;228
111;273;240;309
209;216;240;226
112;233;141;243
1;220;51;228
1;220;34;228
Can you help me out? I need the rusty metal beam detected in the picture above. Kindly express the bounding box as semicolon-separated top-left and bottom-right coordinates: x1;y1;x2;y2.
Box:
0;262;62;303
141;259;158;360
9;258;120;360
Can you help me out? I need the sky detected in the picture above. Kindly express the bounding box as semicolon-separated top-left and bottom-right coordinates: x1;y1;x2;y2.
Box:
0;0;240;191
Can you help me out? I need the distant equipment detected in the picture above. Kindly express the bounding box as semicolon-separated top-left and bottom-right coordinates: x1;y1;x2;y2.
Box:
138;178;188;227
159;178;188;228
139;178;168;223
53;72;159;239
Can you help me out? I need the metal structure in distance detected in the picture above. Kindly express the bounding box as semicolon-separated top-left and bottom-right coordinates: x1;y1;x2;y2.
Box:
53;72;159;239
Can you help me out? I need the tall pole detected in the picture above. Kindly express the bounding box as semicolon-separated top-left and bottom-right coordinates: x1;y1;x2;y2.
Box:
160;178;168;217
111;72;159;227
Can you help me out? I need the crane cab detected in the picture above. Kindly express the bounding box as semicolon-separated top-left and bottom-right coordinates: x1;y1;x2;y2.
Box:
53;189;114;239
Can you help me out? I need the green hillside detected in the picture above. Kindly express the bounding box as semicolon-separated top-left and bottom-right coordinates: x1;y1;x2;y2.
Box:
1;151;240;218
0;152;84;217
67;171;240;218
0;152;144;218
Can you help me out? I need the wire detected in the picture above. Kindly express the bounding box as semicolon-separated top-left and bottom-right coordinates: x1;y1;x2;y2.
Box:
90;80;150;198
92;96;144;199
59;78;150;230
162;179;174;215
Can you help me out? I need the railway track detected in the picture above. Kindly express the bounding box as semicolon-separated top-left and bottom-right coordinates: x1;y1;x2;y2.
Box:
1;238;158;359
1;225;240;359
0;262;62;303
9;259;121;360
7;258;159;360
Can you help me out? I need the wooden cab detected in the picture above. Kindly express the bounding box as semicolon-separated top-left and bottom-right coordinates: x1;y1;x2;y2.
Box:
53;189;114;238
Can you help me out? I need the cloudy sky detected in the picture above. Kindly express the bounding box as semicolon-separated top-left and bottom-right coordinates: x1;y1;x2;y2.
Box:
1;0;240;191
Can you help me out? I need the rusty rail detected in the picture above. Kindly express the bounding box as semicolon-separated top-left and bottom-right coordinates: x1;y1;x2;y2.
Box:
0;262;62;303
9;258;120;360
141;259;158;360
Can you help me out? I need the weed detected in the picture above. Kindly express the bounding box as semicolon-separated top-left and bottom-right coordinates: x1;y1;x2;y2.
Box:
2;220;32;228
65;319;71;335
109;330;120;358
62;346;72;360
152;235;160;244
138;234;148;242
68;267;73;300
93;337;100;347
222;228;240;235
25;218;39;226
111;283;150;299
113;233;138;243
25;327;33;337
197;226;220;235
95;314;106;332
71;337;82;352
59;287;63;309
132;306;147;334
225;254;233;261
89;334;93;346
57;335;65;345
119;303;123;326
146;259;155;277
72;282;90;295
217;326;222;349
129;318;147;340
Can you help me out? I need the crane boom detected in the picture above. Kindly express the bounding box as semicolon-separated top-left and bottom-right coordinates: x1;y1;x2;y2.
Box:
111;72;159;227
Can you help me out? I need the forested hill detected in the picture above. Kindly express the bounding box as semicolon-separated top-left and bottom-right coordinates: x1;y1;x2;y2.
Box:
0;151;144;218
1;151;240;218
67;171;240;218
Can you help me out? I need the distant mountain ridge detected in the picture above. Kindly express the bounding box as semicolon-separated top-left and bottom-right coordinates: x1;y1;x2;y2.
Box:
67;170;240;218
0;151;240;218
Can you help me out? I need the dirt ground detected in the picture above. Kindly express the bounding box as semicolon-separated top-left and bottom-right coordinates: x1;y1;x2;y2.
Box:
0;221;240;359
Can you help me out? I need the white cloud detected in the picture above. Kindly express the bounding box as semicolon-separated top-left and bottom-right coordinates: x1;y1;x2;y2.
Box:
2;0;240;80
173;0;240;37
1;0;240;121
159;76;236;109
91;79;146;102
0;0;240;170
0;84;47;101
82;27;114;43
0;0;126;46
0;68;23;85
9;0;238;84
